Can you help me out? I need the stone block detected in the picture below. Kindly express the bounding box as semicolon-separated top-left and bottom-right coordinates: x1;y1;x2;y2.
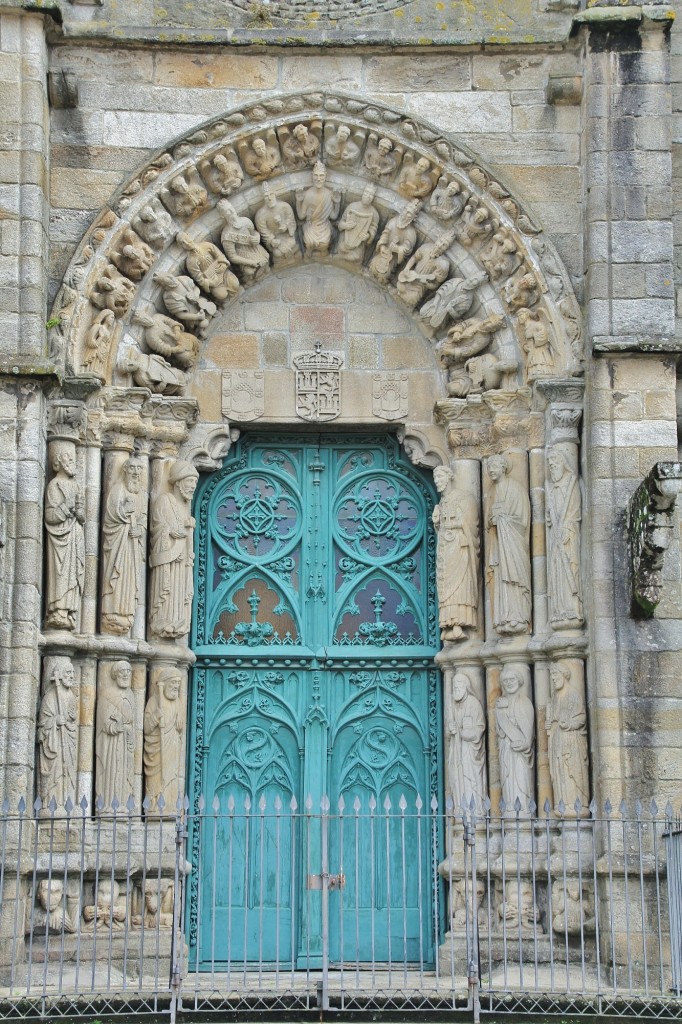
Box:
243;302;289;332
381;335;435;371
348;334;378;369
364;54;471;92
610;151;671;187
290;305;345;346
612;263;646;299
512;103;579;134
80;81;234;118
591;419;677;449
612;356;676;391
618;84;672;120
153;53;277;90
612;221;673;264
50;167;123;212
281;56;362;91
404;91;512;134
610;298;675;336
347;301;410;334
263;332;288;366
53;45;154;83
635;117;671;152
645;263;675;298
203;332;259;370
100;110;207;149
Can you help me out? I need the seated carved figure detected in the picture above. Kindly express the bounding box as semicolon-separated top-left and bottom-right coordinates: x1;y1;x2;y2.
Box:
153;271;216;338
176;232;240;304
83;879;127;930
217;200;270;282
200;149;243;196
239;134;282;181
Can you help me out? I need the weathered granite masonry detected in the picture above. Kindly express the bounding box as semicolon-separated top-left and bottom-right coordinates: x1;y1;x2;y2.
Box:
0;0;681;836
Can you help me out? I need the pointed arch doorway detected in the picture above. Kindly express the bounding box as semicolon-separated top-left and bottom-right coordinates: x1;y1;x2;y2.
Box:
187;430;442;970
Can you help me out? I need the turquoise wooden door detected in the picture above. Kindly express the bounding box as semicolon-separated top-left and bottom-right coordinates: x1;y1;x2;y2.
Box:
187;433;441;969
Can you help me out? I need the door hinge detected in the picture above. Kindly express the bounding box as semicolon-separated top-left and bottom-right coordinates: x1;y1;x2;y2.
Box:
306;872;346;891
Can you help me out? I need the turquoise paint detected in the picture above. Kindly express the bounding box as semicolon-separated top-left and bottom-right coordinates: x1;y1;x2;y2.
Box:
187;433;442;969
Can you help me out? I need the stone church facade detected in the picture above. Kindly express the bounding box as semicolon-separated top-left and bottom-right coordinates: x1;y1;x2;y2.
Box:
1;0;682;998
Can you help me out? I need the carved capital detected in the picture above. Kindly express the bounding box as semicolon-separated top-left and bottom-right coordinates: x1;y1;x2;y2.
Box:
47;400;87;444
549;406;582;445
536;379;585;408
627;462;682;617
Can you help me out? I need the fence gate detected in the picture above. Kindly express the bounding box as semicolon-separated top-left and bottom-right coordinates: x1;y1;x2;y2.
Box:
187;432;442;976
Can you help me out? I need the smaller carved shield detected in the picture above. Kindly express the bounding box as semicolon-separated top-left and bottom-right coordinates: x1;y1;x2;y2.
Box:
222;370;264;422
372;373;408;421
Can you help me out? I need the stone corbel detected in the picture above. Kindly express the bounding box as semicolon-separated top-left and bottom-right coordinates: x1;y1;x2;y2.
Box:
627;462;682;617
46;399;87;444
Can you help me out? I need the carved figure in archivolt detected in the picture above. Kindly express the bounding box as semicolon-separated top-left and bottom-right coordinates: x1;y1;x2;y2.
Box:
131;198;174;251
45;442;85;630
96;660;135;808
238;133;282;181
337;185;380;264
495;664;534;813
419;270;487;331
124;345;186;395
518;307;554;379
432;467;479;642
546;662;589;813
281;122;320;169
364;135;399;183
255;183;299;263
457;201;495;248
296;161;341;257
144;668;184;811
160;168;208;219
153;271;216;339
110;227;155;281
398;156;437;201
90;265;136;319
396;233;452;309
546;448;583;628
217;200;270;283
369;200;420;284
429;177;467;223
447;671;487;812
200;149;243;196
486;455;531;636
506;270;540;312
324;123;362;169
133;309;200;371
101;456;147;635
176;232;240;305
38;657;78;809
481;229;520;283
82;309;115;378
149;461;199;639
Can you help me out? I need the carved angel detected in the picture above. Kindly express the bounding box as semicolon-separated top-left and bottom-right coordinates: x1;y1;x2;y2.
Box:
457;200;495;248
131;198;174;250
397;156;438;201
159;168;208;220
429;176;467;223
364;134;399;183
199;148;244;196
279;122;321;170
238;132;282;181
323;123;363;169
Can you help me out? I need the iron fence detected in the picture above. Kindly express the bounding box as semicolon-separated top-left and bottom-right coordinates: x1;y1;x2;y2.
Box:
0;794;681;1020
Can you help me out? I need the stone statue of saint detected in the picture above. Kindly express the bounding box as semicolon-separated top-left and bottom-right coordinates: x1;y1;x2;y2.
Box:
143;668;184;811
217;200;270;283
546;662;589;813
432;467;479;642
295;161;341;256
486;454;532;636
101;456;147;636
369;200;420;284
37;657;78;810
44;442;85;631
149;461;199;640
495;665;535;813
255;183;299;263
336;185;380;264
518;307;554;379
95;660;135;809
396;233;452;309
447;671;487;812
546;448;583;628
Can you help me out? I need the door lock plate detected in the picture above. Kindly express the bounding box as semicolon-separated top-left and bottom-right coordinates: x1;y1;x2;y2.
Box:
307;872;346;891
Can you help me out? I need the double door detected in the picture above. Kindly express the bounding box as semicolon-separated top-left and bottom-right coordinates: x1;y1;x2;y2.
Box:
188;434;441;968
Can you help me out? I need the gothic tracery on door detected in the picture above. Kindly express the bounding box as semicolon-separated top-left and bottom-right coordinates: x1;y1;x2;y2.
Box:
188;432;442;968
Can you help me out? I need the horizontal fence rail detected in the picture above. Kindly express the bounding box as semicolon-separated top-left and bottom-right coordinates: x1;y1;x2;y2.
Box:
0;794;681;1020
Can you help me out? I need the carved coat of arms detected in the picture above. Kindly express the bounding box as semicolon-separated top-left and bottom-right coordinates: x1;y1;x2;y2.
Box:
293;345;343;422
372;372;408;421
222;370;264;422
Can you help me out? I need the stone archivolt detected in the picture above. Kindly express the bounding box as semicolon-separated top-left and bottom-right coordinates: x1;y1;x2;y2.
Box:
42;92;587;829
